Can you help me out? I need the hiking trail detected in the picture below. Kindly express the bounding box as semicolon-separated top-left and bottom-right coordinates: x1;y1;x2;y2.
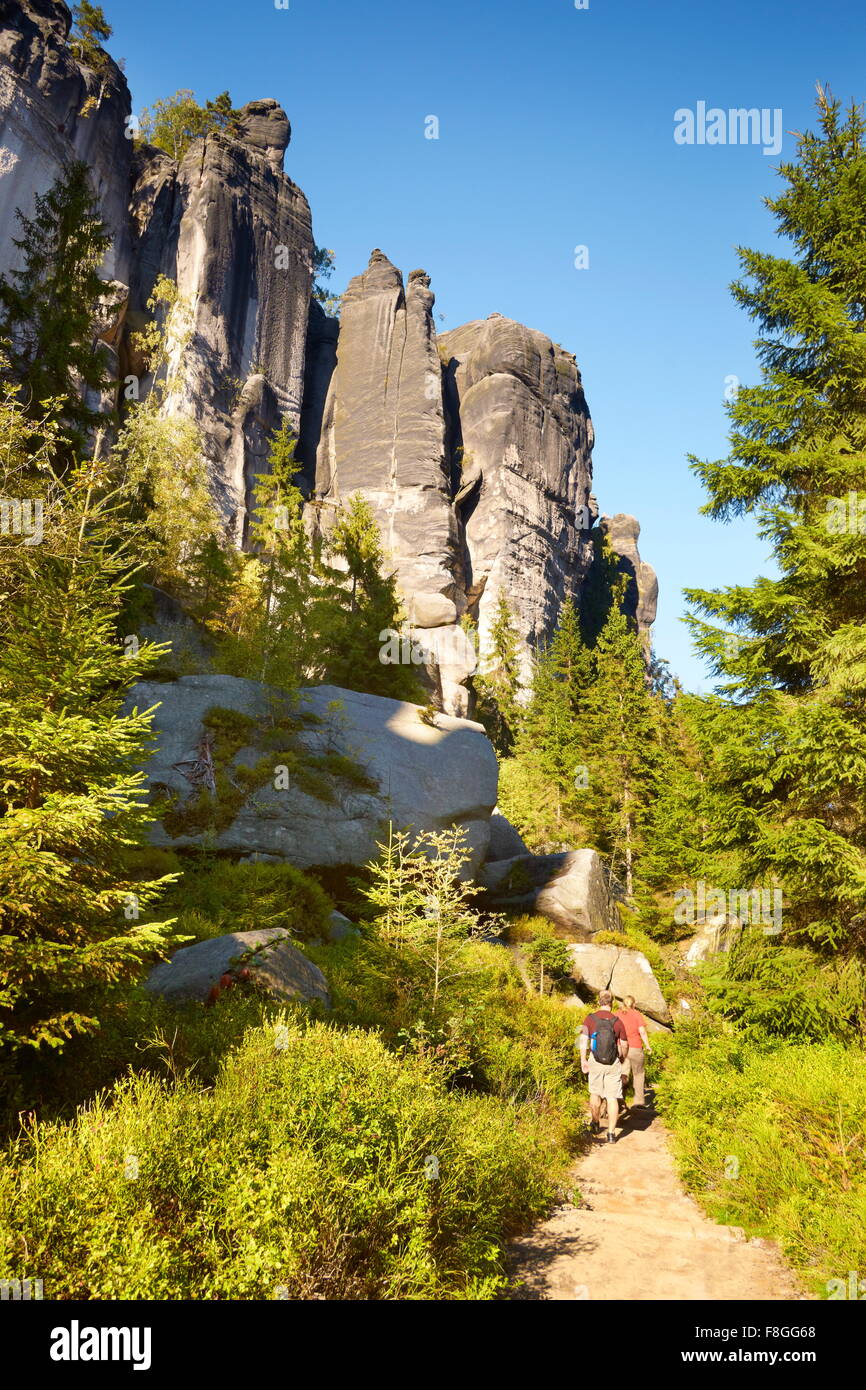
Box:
509;1108;806;1301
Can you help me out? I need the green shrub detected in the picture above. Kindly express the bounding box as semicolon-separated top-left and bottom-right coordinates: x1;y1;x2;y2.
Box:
656;1017;866;1297
0;1019;567;1299
161;858;334;943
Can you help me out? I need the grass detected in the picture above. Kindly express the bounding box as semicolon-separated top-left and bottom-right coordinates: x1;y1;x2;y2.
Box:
654;1017;866;1299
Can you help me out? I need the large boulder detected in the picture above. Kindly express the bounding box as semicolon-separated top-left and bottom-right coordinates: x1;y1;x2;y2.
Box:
126;675;499;874
144;929;331;1007
567;943;671;1024
682;916;742;969
478;849;619;935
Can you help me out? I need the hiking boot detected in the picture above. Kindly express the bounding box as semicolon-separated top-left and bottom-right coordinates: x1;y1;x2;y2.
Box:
606;1131;617;1144
590;1120;601;1136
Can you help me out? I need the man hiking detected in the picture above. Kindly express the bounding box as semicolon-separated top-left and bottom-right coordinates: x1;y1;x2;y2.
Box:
579;989;629;1142
617;993;653;1110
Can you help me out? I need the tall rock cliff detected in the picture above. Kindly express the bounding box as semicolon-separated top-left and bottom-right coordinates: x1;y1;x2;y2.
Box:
129;101;314;540
0;3;656;712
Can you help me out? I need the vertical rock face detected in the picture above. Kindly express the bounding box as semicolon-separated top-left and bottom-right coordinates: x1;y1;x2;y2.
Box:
438;313;596;679
599;513;658;641
130;100;315;541
0;0;133;284
312;250;464;626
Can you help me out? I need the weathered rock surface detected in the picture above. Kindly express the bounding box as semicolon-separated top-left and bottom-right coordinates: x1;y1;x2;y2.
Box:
567;943;672;1024
599;513;658;641
130;101;314;542
0;0;133;286
126;675;499;873
439;313;597;682
479;849;619;935
486;808;530;861
681;915;742;969
144;929;331;1007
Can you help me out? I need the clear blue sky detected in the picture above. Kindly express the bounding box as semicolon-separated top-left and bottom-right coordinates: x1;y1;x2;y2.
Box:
107;0;866;691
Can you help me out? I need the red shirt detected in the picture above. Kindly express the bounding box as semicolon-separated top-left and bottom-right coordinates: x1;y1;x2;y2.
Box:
617;1008;647;1050
581;1010;627;1044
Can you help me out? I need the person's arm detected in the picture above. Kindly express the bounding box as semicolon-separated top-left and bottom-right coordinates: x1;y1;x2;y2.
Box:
578;1022;590;1072
617;1020;629;1062
639;1024;652;1054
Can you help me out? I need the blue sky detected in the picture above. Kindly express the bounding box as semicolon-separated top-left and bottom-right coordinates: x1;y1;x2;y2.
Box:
107;0;866;691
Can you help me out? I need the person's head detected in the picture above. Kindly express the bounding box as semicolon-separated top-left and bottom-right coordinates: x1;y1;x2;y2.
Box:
623;994;636;1010
598;989;613;1009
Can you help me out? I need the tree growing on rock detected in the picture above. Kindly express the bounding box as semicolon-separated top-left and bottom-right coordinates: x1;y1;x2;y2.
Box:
473;589;522;755
0;162;112;465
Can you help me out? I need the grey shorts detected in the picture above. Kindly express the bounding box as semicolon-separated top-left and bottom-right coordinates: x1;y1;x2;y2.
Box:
587;1059;623;1103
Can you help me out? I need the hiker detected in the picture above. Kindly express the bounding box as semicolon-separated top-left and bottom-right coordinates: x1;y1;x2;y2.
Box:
579;989;629;1142
617;994;653;1109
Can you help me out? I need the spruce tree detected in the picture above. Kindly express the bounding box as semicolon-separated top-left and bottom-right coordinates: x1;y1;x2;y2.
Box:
685;88;866;951
0;423;178;1056
0;162;112;462
473;588;522;754
577;601;662;896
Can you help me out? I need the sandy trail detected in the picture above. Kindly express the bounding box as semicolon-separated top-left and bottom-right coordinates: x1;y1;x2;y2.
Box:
509;1107;805;1301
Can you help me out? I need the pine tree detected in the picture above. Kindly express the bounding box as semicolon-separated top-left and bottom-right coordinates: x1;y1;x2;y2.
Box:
501;599;592;850
685;88;866;951
139;89;242;163
0;420;178;1056
0;162;112;462
321;494;425;702
577;600;662;896
473;588;522;755
70;3;112;69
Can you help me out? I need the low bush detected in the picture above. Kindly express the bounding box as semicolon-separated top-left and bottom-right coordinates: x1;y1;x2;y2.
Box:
0;1019;568;1299
655;1016;866;1297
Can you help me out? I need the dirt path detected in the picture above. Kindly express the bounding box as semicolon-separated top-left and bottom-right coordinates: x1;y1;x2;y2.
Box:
509;1108;806;1301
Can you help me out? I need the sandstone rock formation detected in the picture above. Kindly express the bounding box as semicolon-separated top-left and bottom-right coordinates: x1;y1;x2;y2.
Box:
126;675;499;874
0;0;134;288
567;942;672;1024
599;513;658;642
486;808;530;861
144;929;331;1007
129;100;314;541
681;915;742;969
439;313;597;682
478;849;619;935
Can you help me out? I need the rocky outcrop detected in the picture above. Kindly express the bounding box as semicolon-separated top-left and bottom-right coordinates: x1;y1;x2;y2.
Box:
486;808;530;861
599;513;658;642
129;101;314;541
144;929;331;1007
126;675;499;874
681;915;742;969
567;942;672;1024
439;313;596;683
0;1;133;285
479;849;619;935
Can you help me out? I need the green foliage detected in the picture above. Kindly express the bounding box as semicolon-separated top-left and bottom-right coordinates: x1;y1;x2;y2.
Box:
0;161;113;463
159;858;334;945
312;245;341;318
473;589;522;755
138;90;242;163
0;1019;566;1299
684;89;866;952
362;824;489;1013
0;431;179;1057
70;3;112;71
656;1018;866;1297
699;930;866;1042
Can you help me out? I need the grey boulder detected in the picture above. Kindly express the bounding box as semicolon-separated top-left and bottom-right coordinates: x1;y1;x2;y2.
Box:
478;849;619;935
567;943;671;1024
126;674;498;874
144;929;331;1007
486;809;530;861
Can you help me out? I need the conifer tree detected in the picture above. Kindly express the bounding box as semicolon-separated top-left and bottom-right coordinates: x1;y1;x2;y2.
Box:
577;601;662;896
473;589;523;755
685;88;866;950
321;494;424;702
0;418;178;1056
0;162;112;462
